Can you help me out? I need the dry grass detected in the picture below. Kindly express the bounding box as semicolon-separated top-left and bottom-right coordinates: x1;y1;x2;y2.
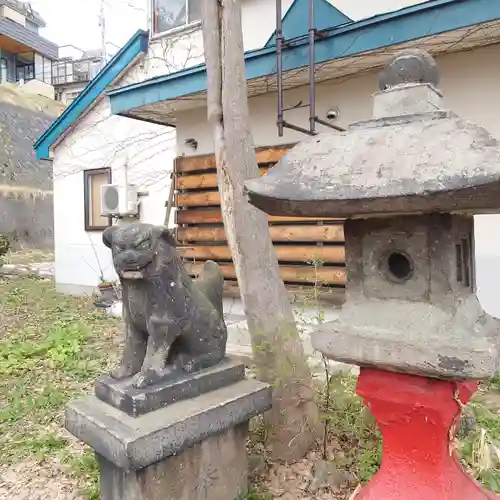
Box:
1;277;500;500
3;248;54;265
0;83;66;116
245;372;500;499
0;277;121;499
460;385;500;491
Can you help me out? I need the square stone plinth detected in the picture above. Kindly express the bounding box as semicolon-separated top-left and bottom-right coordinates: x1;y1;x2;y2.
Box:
65;379;271;472
95;358;245;417
97;423;249;500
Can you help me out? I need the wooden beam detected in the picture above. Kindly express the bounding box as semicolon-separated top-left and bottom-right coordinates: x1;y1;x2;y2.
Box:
185;262;346;285
176;167;269;190
177;224;344;243
176;208;223;224
178;244;345;264
176;190;220;207
175;143;296;173
222;280;345;306
176;172;218;191
175;208;342;225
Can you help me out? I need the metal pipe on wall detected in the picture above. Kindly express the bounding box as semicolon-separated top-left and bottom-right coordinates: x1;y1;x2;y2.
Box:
276;0;284;137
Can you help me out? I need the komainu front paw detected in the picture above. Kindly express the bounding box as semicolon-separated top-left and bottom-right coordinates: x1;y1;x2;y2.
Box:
182;360;196;373
110;364;139;380
132;367;176;388
177;353;196;373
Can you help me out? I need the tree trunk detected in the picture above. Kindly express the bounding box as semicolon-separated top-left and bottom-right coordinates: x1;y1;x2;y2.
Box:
202;0;320;462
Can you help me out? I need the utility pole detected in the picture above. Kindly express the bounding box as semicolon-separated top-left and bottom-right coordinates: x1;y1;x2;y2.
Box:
99;0;108;68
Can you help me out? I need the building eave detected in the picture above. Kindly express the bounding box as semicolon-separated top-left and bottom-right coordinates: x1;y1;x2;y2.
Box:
33;29;149;161
108;0;500;124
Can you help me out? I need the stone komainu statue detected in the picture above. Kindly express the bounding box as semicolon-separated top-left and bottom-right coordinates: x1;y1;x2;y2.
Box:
102;222;228;389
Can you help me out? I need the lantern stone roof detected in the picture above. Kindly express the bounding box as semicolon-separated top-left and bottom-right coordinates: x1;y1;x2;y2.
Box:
245;51;500;218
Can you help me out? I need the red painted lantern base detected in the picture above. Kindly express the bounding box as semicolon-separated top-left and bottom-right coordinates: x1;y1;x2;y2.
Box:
354;368;499;500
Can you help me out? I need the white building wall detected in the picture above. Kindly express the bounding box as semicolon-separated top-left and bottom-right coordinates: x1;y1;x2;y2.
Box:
174;45;500;152
173;43;500;319
138;0;294;80
127;0;433;82
52;65;176;295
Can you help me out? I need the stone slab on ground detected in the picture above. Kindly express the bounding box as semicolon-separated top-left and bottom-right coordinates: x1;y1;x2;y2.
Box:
0;262;54;278
95;358;245;417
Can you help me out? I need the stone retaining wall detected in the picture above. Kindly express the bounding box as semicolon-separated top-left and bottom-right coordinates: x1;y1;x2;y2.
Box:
0;191;54;249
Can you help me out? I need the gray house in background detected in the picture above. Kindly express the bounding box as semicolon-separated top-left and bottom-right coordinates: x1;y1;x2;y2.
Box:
0;1;107;105
0;0;58;85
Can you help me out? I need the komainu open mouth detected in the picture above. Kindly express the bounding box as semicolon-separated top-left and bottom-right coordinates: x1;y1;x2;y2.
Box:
120;270;145;280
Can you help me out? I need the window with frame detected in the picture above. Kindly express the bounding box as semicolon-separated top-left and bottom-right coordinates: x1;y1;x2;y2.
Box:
83;168;112;231
0;59;7;83
16;64;35;82
16;52;35;82
34;54;53;85
152;0;201;35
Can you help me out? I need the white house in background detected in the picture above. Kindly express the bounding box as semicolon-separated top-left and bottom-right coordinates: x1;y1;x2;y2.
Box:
34;30;180;295
35;0;500;361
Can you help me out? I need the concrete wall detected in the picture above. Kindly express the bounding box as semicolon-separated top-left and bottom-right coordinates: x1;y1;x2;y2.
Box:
0;100;56;249
22;79;55;100
0;189;53;248
172;44;500;319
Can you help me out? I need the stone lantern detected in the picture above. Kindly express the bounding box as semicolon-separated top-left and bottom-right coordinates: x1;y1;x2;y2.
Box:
245;50;500;499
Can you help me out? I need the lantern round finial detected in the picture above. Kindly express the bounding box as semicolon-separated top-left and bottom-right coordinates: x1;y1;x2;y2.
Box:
379;49;439;91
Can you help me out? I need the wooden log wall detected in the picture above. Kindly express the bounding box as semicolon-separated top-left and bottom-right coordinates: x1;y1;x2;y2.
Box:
174;144;346;304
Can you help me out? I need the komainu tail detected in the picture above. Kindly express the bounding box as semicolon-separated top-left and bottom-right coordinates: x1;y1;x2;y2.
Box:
195;260;224;317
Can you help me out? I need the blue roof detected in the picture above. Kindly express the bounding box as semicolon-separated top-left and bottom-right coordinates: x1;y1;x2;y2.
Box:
34;29;149;160
108;0;500;119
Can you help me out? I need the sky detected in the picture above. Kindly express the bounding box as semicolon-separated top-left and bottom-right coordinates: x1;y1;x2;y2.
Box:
28;0;148;55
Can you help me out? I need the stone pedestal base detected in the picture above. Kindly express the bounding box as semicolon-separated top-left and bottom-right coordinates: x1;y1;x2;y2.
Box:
65;368;271;500
98;423;248;500
355;369;499;500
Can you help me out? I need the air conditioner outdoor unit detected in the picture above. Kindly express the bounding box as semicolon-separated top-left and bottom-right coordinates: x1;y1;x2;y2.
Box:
101;184;139;216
